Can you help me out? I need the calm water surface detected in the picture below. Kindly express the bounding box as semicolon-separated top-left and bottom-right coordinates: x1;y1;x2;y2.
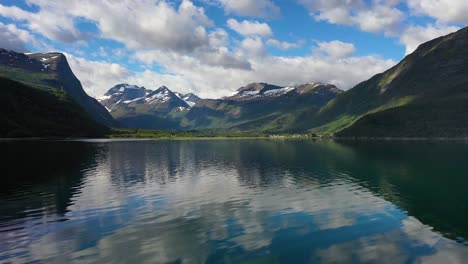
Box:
2;139;468;263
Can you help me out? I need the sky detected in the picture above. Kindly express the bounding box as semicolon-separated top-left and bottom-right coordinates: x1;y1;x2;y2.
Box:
0;0;466;98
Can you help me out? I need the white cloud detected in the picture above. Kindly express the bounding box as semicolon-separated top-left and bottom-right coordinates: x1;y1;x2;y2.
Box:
0;22;34;52
266;39;304;50
315;40;356;58
216;0;280;18
354;5;404;35
299;0;404;36
400;24;460;55
239;37;267;58
65;53;132;96
300;0;363;25
227;19;272;37
1;0;213;53
407;0;468;24
64;44;395;99
127;47;395;98
0;0;253;70
297;0;463;57
0;4;87;43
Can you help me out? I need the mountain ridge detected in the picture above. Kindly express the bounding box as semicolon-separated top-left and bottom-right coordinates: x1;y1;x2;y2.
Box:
313;26;468;137
0;48;116;127
98;83;193;129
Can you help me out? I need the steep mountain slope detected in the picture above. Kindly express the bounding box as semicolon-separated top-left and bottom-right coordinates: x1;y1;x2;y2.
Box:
0;76;108;137
0;49;116;126
309;27;468;137
183;82;342;133
99;84;191;129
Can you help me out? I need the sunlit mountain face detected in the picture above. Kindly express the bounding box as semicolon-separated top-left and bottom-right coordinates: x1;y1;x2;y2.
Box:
2;140;468;263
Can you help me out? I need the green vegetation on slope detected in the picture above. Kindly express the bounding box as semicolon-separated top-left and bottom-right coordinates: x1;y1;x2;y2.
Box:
308;27;468;137
0;50;116;126
337;96;468;138
107;128;269;138
183;85;341;133
0;76;109;138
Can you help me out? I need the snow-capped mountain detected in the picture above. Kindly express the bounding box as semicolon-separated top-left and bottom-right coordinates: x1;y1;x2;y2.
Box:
228;82;341;101
144;86;189;109
184;82;343;132
98;83;150;111
175;92;201;107
98;84;201;129
98;84;195;113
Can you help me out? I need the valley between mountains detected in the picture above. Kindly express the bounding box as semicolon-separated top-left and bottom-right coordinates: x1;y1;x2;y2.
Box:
2;26;468;138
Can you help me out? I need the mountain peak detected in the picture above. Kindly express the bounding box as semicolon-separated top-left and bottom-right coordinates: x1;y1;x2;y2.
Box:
104;84;148;97
236;82;279;92
156;85;170;91
99;83;198;114
230;82;342;101
0;49;116;126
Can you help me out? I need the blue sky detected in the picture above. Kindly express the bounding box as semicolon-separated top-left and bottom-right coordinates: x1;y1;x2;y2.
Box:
0;0;465;97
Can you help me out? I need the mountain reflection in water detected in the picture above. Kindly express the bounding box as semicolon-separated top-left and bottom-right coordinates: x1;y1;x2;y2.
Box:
1;139;468;263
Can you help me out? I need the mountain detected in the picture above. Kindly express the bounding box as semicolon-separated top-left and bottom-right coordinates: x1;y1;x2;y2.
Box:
99;84;192;129
0;48;116;126
306;26;468;138
175;92;201;107
99;83;151;111
0;76;108;137
182;82;342;133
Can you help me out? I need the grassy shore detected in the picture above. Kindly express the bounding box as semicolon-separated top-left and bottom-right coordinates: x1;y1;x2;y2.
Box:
107;128;269;139
106;128;318;139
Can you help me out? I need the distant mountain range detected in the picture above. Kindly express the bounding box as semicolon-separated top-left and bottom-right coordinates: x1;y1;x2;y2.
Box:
182;82;342;132
98;81;342;132
2;26;468;137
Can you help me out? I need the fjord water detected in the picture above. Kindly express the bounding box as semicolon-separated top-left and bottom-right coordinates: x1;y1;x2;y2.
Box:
2;140;468;263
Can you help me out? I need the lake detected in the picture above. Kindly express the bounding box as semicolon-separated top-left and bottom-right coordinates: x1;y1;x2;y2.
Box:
2;139;468;263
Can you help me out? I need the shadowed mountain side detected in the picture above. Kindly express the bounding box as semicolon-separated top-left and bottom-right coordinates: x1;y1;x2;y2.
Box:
0;76;108;137
0;49;116;126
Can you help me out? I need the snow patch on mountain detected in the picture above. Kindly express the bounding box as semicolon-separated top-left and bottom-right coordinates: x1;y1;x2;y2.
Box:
263;86;295;96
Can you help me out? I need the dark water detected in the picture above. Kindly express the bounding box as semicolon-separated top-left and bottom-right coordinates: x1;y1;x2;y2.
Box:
2;139;468;263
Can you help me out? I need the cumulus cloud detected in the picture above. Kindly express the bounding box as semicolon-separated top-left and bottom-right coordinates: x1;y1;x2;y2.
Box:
65;53;132;96
239;37;268;58
227;19;272;37
266;39;304;50
299;0;364;25
297;0;463;57
1;0;213;52
64;44;395;99
299;0;404;36
407;0;468;24
400;24;460;55
128;48;394;98
0;22;34;52
216;0;280;18
0;4;87;43
0;0;254;70
315;40;356;59
354;5;404;35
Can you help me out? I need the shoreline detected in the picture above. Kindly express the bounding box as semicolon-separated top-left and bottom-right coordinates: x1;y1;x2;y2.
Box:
334;136;468;141
4;135;468;141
